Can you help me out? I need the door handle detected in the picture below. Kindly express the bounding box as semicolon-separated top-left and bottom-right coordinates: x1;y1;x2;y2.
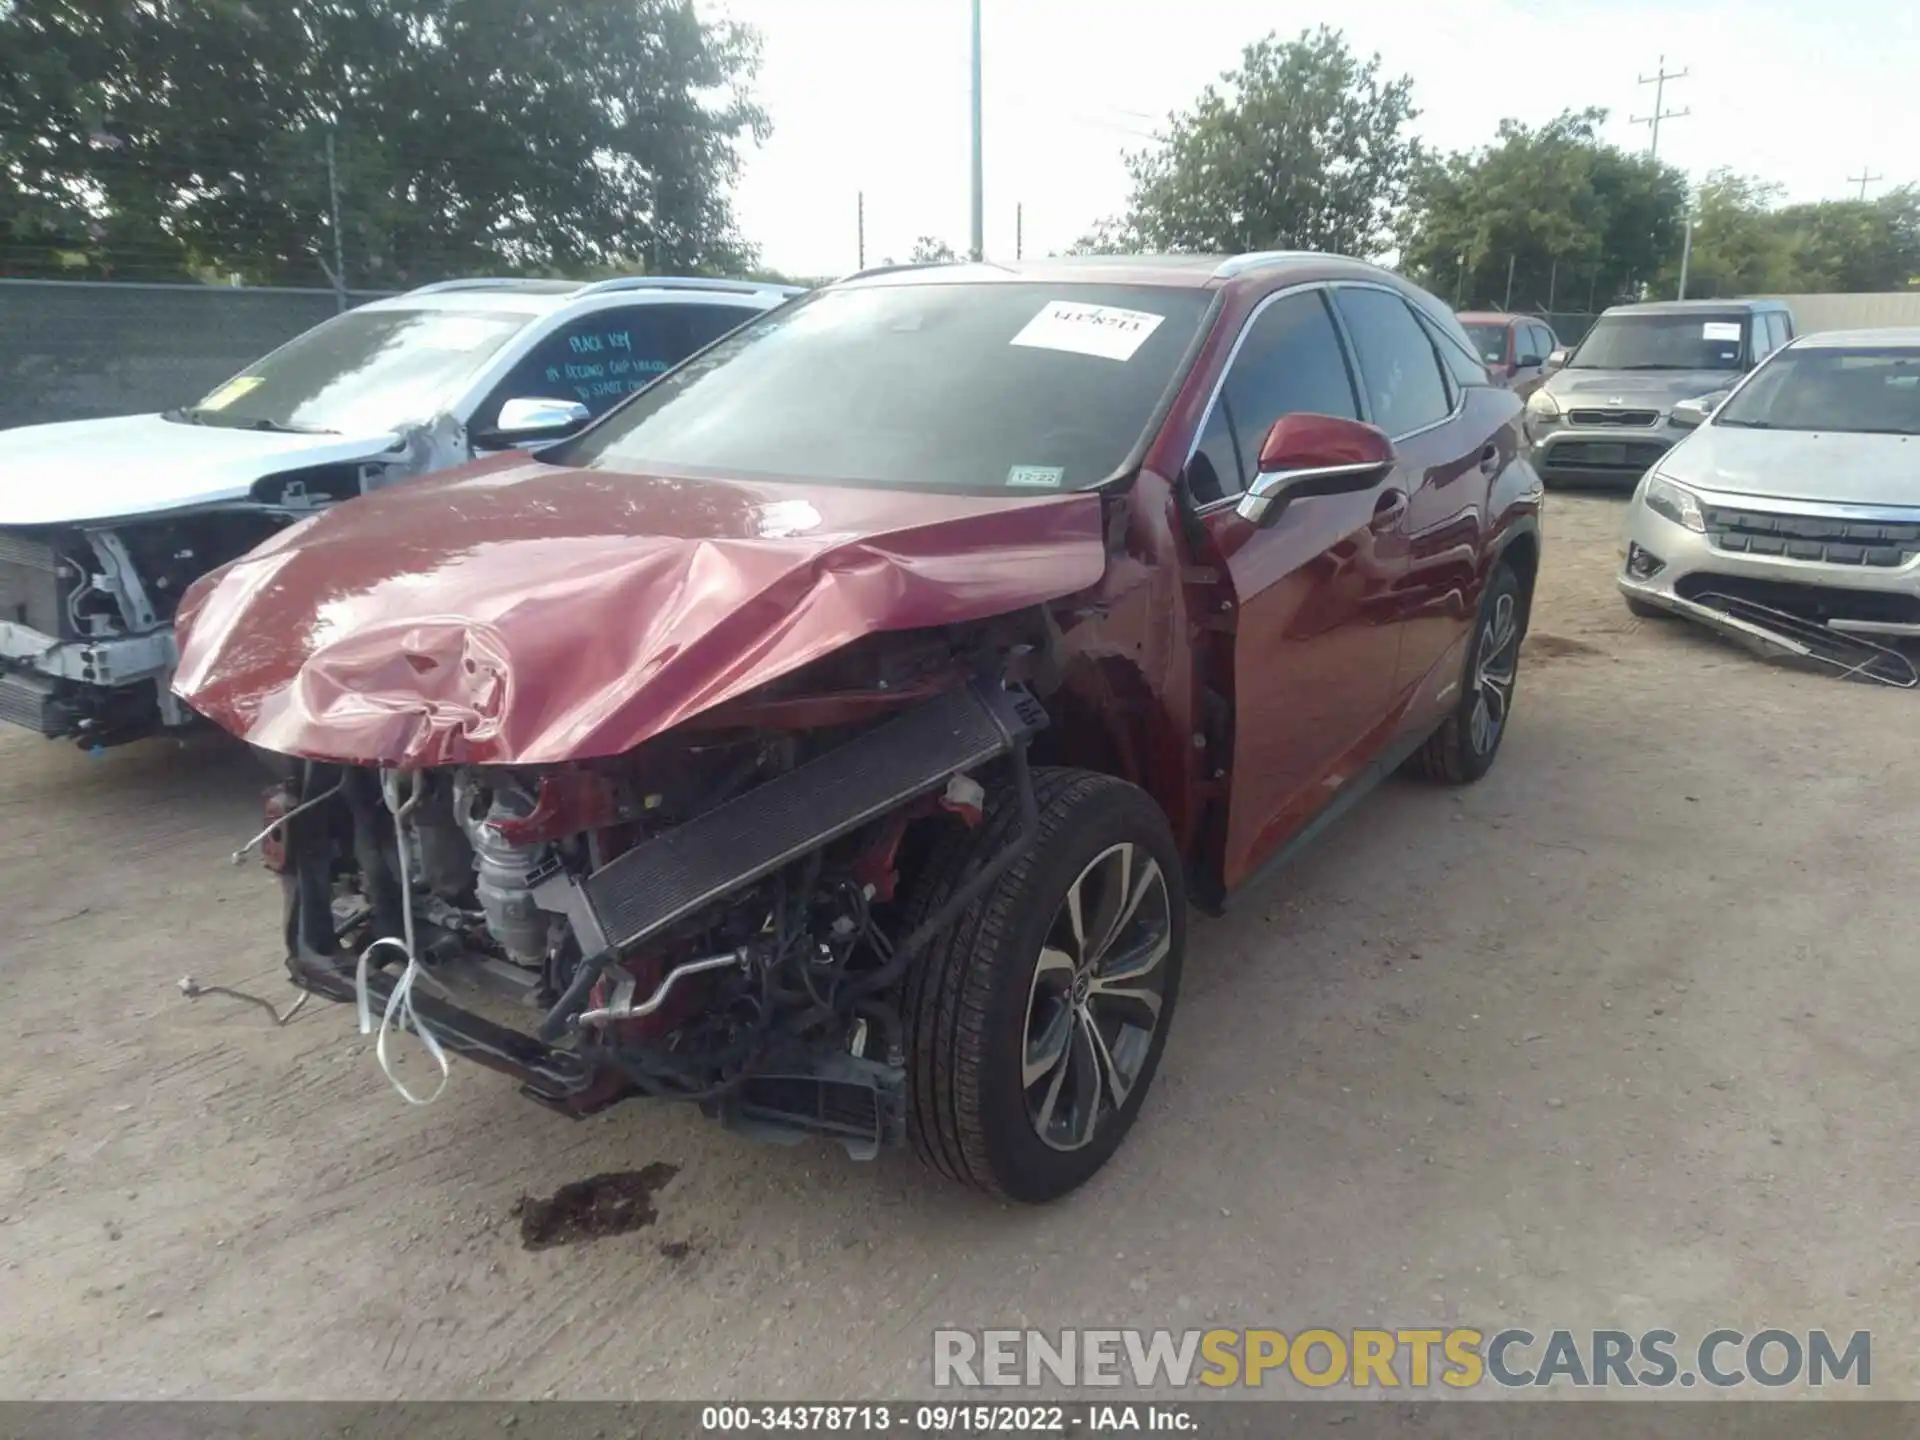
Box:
1369;489;1408;532
1477;444;1501;477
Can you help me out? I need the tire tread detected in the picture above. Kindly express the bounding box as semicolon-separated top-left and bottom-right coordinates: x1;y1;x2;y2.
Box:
901;767;1158;1198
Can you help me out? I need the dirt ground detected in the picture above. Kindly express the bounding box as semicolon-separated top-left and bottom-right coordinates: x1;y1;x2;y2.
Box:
1;493;1915;1400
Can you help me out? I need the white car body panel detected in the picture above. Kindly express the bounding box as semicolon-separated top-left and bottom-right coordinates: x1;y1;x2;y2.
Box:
1655;424;1920;509
0;414;405;525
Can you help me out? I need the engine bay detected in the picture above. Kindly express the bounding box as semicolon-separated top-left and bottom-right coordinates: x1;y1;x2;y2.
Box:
265;676;1048;1156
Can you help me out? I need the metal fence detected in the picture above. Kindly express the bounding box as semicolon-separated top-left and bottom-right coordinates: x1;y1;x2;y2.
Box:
0;278;392;430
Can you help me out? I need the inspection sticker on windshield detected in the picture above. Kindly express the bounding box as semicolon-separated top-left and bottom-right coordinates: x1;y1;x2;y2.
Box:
1010;300;1165;362
1702;322;1742;341
1007;465;1065;488
197;376;264;410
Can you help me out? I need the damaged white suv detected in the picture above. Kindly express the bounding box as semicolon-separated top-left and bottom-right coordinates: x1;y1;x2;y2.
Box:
0;275;798;746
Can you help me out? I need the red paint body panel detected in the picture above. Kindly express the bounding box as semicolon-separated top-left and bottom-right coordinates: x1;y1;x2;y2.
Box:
172;455;1108;767
1199;466;1405;888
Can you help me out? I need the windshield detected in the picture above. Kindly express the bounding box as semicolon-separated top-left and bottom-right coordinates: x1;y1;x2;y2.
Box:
1568;313;1749;371
556;282;1213;491
179;307;531;434
1461;322;1509;366
1715;348;1920;436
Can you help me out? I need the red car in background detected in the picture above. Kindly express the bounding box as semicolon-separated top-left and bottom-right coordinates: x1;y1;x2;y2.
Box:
173;252;1544;1203
1459;311;1564;399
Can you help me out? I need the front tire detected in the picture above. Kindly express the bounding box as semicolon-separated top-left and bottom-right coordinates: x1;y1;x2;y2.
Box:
1624;594;1669;620
902;767;1186;1202
1408;563;1524;785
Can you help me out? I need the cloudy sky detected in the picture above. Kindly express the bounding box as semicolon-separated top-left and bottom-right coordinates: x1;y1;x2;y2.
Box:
708;0;1918;278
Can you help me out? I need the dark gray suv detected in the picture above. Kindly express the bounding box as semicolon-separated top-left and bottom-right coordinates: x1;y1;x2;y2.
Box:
1525;298;1797;488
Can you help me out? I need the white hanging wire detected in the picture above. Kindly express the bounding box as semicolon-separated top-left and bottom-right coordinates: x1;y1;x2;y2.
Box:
353;770;452;1105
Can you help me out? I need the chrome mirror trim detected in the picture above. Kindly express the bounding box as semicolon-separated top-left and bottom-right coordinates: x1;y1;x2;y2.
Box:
1235;460;1386;525
494;397;592;444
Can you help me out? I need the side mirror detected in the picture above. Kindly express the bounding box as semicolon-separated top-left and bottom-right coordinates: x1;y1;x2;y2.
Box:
1670;391;1729;430
1544;348;1570;373
479;397;591;448
1235;413;1395;527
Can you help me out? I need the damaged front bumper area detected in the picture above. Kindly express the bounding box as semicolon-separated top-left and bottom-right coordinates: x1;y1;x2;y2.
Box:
0;515;291;744
0;524;188;742
0;620;180;741
273;678;1049;1155
1620;480;1920;684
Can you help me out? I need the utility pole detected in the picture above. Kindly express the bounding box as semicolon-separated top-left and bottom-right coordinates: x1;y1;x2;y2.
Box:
324;130;347;313
1847;166;1883;201
1676;201;1695;300
857;190;865;269
969;0;984;261
1503;254;1516;311
1015;201;1023;261
1631;56;1689;158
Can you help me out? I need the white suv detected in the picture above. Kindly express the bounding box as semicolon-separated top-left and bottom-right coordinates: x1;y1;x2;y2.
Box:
0;275;800;745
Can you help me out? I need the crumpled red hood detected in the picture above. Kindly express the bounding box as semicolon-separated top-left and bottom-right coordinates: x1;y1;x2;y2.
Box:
172;455;1107;767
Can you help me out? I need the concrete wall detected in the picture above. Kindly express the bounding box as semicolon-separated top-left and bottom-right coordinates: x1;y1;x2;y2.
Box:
0;279;392;430
1754;291;1920;336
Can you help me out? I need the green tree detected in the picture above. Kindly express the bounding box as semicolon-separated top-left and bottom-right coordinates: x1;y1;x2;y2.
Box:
1675;170;1798;298
908;236;959;264
0;0;766;284
1096;27;1422;258
1061;217;1138;257
1777;186;1920;292
1398;109;1687;312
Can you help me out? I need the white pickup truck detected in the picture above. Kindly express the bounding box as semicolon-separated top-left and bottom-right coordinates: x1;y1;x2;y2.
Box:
0;275;797;745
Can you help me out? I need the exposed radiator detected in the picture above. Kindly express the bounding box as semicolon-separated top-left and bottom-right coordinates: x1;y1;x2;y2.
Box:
580;680;1048;954
0;529;71;639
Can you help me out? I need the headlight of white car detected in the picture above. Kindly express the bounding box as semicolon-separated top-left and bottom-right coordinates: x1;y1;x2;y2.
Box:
1641;473;1707;533
1525;389;1561;421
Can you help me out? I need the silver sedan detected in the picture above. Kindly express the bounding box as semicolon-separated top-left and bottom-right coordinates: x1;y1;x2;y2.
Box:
1618;328;1920;652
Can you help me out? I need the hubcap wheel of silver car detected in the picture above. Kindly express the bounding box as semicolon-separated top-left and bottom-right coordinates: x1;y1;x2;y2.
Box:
1022;842;1172;1152
1469;590;1520;756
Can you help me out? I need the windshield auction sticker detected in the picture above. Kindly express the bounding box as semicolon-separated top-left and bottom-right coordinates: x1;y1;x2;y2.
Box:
1701;322;1742;341
1010;300;1165;362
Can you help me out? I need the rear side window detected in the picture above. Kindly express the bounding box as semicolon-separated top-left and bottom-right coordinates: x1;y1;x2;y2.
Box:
1335;288;1454;435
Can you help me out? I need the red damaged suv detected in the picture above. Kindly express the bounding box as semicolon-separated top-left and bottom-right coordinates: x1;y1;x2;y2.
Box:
174;253;1542;1203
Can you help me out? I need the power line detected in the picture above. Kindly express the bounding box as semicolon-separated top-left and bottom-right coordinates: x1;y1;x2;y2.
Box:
1630;55;1689;159
1847;165;1883;201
